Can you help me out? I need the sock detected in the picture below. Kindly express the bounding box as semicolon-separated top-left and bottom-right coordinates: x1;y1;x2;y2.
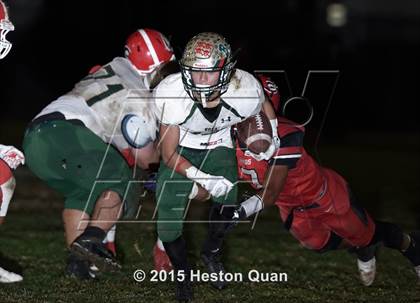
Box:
355;245;377;262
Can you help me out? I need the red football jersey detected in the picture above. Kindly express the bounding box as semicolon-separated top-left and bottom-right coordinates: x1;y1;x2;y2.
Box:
237;117;345;209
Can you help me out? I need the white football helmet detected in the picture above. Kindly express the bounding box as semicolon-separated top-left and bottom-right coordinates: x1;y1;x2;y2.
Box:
0;1;14;59
180;32;236;107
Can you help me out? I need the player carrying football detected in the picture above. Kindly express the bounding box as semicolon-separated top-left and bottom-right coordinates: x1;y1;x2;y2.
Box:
153;32;279;302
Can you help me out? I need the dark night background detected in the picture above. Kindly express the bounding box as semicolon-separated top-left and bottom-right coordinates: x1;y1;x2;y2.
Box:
1;0;420;140
0;0;418;135
0;2;420;299
0;0;419;151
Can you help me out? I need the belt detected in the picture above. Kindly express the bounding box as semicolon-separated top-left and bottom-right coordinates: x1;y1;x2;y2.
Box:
26;111;85;132
283;202;320;231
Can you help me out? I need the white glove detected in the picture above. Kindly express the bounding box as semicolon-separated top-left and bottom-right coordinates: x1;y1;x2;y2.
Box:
185;167;233;198
270;118;281;149
240;194;263;217
188;182;200;200
0;145;25;170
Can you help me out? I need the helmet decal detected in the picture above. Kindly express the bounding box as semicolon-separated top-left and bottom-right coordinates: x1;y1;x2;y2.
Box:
180;32;236;106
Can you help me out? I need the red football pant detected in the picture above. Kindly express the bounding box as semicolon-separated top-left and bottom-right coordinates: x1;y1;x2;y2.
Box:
277;170;375;250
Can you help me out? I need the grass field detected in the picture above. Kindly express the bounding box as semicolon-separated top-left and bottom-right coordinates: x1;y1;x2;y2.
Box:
1;133;419;302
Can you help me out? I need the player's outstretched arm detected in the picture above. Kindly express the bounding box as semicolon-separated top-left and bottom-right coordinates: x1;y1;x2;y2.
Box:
258;164;288;206
234;164;288;220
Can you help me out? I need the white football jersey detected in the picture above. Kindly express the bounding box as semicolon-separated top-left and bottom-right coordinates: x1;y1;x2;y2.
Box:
35;57;156;151
153;69;264;149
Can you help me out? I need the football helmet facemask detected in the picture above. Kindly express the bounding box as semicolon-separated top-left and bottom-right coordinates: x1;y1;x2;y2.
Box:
180;32;236;107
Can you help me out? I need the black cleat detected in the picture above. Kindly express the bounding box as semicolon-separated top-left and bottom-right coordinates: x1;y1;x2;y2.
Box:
402;231;420;282
201;250;227;290
65;253;97;280
70;235;121;272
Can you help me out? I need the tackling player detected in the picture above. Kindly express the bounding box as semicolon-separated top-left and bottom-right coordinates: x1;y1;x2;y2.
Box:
231;79;420;286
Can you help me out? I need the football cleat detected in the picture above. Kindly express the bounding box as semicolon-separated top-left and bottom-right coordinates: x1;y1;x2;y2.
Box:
354;242;379;286
201;250;227;290
65;254;96;280
70;235;121;272
402;231;420;282
153;243;173;272
0;266;23;283
357;257;376;286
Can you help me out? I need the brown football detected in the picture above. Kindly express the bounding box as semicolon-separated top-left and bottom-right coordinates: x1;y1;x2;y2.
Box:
236;111;272;154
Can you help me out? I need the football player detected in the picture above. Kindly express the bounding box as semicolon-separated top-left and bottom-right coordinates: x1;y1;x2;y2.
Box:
0;0;14;59
153;32;279;302
230;84;420;286
22;28;176;279
0;2;23;284
0;144;25;283
151;72;282;273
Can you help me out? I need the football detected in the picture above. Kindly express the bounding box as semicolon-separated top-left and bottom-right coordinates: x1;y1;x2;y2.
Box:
236;111;273;154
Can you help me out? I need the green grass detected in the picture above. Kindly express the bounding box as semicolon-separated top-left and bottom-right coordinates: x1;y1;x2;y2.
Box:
1;133;420;302
1;209;419;302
